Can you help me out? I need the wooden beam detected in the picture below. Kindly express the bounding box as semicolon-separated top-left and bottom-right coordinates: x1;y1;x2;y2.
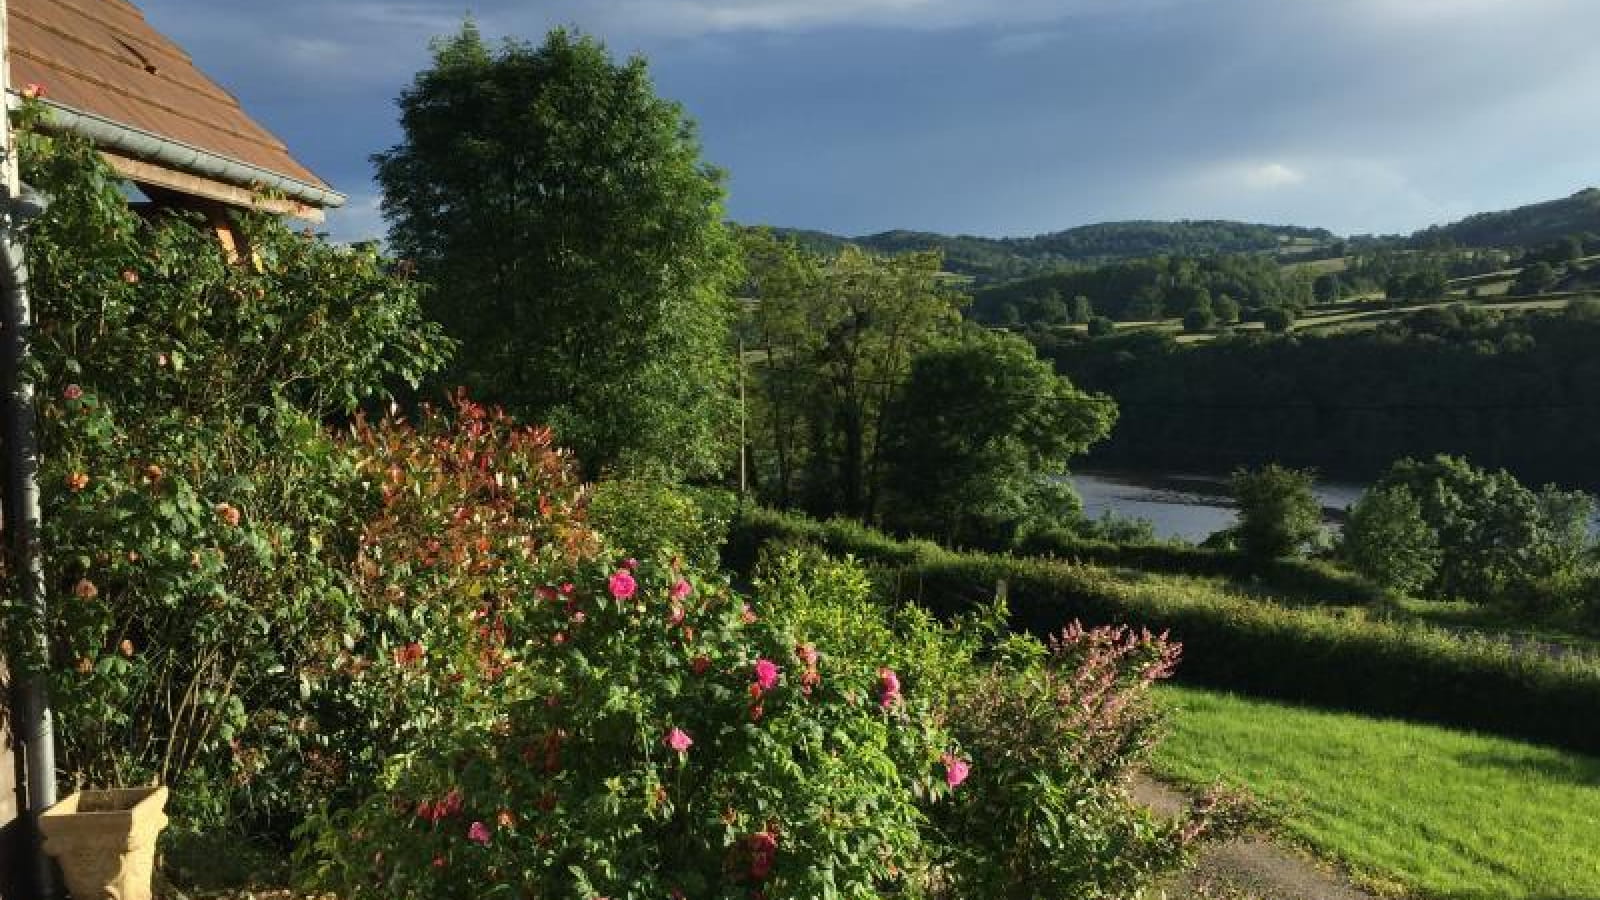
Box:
100;149;326;222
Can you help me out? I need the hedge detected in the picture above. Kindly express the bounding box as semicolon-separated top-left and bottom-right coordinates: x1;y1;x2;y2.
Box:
727;507;1600;756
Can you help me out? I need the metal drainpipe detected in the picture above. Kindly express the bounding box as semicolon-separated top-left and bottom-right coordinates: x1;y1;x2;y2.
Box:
1;189;57;900
1;1;58;894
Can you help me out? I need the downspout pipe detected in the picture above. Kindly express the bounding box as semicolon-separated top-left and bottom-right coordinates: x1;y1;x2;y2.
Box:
1;179;55;899
6;93;346;211
1;180;56;900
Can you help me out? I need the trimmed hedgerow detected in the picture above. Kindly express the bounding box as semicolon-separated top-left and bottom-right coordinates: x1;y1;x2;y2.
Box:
728;508;1600;756
1013;526;1386;609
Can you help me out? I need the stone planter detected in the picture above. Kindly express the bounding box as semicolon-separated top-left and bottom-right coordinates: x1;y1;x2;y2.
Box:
38;786;168;900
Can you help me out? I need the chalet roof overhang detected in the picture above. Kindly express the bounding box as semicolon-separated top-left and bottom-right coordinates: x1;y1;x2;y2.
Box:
8;0;345;221
12;93;346;220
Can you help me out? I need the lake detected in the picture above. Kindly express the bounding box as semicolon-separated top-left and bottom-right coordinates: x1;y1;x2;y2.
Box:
1070;471;1368;543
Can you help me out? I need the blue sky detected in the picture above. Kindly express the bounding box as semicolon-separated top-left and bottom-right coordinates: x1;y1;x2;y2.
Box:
136;0;1600;243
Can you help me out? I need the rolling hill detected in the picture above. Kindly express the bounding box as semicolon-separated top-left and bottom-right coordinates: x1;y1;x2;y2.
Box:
767;220;1337;281
1410;188;1600;250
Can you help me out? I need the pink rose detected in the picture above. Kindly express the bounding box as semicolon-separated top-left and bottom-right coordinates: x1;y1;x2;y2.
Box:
608;571;637;600
667;603;686;626
467;820;491;845
624;557;639;570
796;643;818;667
664;727;693;752
753;659;780;692
670;578;693;600
62;384;83;401
941;752;971;789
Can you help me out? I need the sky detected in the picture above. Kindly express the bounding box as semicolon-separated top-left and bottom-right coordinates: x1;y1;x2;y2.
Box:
135;0;1600;244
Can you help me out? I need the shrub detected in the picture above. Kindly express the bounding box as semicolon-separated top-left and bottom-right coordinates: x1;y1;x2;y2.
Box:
936;625;1208;898
1182;307;1217;333
1229;465;1323;561
727;508;1600;755
1087;315;1116;337
303;542;1215;898
1260;306;1294;332
588;478;731;570
3;113;449;828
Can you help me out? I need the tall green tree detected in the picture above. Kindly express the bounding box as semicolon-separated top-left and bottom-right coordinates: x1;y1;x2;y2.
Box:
740;232;965;518
879;329;1115;545
376;24;740;478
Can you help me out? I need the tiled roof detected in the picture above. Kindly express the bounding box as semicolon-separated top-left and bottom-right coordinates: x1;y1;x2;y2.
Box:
8;0;334;198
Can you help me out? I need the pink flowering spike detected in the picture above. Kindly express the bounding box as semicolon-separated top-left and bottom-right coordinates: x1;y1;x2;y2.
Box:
941;753;971;789
664;727;694;752
878;668;901;694
670;578;693;600
608;570;637;600
467;820;492;845
753;658;780;692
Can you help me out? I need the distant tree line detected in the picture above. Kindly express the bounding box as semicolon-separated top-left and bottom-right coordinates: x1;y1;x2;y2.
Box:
1035;301;1600;488
970;253;1312;324
767;220;1334;282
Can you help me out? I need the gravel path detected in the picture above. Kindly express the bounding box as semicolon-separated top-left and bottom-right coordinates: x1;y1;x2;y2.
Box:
1131;775;1383;900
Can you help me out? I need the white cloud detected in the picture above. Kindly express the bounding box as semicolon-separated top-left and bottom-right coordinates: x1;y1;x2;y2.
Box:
1243;162;1305;190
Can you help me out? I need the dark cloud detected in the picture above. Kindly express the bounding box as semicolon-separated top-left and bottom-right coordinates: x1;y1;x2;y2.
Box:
133;0;1600;241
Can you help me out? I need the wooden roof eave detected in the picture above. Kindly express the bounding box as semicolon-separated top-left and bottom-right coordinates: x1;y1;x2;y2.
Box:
11;92;345;221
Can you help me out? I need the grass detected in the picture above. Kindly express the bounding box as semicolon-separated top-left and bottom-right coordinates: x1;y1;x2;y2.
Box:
1152;684;1600;900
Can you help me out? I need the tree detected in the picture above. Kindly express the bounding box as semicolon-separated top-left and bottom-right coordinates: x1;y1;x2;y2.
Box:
1087;316;1116;337
1341;485;1440;595
1312;274;1342;304
1213;294;1241;324
375;25;740;479
1375;455;1595;607
1230;465;1322;560
1511;262;1558;296
1070;295;1094;324
740;232;965;518
1403;269;1448;300
879;329;1115;544
1260;306;1294;333
1182;307;1217;333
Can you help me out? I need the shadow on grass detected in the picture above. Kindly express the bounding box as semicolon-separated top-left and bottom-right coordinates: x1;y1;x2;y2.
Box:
1450;748;1600;789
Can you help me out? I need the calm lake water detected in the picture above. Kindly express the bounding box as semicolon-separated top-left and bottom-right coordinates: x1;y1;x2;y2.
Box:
1070;471;1368;543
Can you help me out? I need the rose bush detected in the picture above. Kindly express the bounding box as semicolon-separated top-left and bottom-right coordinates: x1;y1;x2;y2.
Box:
1;106;449;828
302;531;1224;898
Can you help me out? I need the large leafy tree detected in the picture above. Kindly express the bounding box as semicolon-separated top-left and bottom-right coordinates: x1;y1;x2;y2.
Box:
740;232;965;518
879;328;1116;545
376;24;740;478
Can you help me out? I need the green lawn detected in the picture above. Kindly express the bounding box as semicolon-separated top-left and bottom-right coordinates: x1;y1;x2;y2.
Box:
1151;685;1600;900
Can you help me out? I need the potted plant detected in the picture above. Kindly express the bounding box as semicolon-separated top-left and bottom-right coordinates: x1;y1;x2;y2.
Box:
38;785;168;900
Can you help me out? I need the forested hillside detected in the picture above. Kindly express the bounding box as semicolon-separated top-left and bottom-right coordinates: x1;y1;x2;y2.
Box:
767;220;1335;280
1411;188;1600;250
1037;302;1600;486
